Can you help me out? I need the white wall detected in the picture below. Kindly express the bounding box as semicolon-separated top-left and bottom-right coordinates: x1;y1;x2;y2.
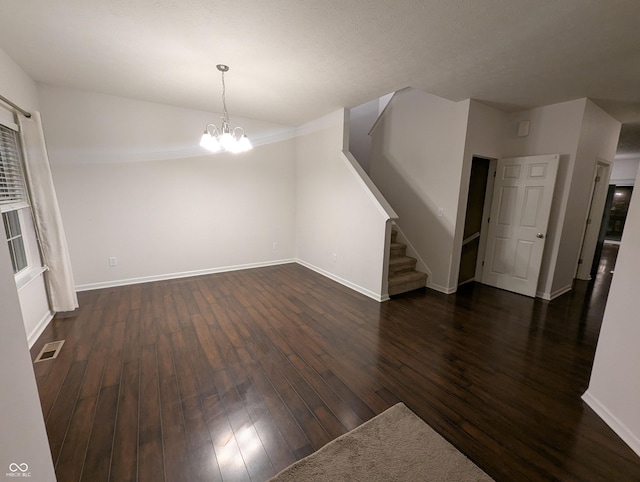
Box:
369;88;469;292
0;49;40;114
451;100;506;285
611;158;639;186
37;84;297;289
584;162;640;456
348;98;379;173
295;110;391;300
0;183;56;481
554;100;620;289
502;99;586;299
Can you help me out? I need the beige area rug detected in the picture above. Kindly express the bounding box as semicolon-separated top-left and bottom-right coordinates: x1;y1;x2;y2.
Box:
268;402;494;482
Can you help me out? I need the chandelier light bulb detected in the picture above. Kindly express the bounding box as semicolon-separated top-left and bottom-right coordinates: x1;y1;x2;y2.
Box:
238;135;252;152
200;131;221;152
219;131;235;151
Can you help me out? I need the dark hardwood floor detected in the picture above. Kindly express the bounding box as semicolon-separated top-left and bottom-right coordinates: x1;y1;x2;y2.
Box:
31;244;640;481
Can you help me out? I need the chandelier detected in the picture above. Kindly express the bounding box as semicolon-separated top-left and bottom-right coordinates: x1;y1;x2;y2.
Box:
200;64;252;153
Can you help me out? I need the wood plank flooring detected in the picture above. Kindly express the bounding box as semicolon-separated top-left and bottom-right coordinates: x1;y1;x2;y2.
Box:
31;245;640;481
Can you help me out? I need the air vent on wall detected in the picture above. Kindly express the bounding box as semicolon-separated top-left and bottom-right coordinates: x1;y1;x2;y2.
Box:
34;340;65;363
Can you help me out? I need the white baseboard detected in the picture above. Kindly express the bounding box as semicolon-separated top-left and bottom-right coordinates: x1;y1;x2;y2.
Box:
582;390;640;457
27;310;54;349
296;259;386;302
427;281;456;294
538;284;572;301
75;259;297;292
75;258;388;302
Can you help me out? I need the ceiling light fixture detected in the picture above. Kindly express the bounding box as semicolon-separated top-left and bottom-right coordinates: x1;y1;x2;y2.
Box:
200;64;252;154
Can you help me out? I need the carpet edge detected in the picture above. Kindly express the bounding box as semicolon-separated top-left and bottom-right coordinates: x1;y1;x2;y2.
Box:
267;403;408;481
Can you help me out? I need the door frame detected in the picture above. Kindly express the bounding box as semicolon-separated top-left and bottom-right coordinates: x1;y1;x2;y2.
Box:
474;159;498;281
458;156;493;286
576;158;612;280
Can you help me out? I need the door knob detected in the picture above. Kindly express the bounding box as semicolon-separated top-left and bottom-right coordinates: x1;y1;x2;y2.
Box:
536;233;545;239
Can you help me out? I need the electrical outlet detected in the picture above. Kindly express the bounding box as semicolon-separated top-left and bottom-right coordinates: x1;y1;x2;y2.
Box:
273;242;279;250
108;256;117;267
332;252;337;262
438;207;444;217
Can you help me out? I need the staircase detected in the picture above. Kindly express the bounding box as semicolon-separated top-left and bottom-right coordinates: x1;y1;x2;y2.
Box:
388;228;428;296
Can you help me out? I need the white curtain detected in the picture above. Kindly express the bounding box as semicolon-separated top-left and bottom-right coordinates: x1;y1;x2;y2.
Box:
18;112;78;312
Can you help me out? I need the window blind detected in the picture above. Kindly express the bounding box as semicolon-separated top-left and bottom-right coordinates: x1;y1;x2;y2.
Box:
0;123;28;212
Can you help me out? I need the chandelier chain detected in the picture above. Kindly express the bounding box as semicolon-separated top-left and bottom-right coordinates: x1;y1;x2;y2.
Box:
221;70;229;124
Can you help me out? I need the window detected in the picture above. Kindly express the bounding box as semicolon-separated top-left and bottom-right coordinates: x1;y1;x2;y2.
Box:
0;122;30;275
3;210;27;273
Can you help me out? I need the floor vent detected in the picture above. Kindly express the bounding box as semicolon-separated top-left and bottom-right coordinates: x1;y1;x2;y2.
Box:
34;340;65;363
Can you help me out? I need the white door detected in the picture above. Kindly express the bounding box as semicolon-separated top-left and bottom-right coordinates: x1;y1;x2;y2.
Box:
481;154;559;297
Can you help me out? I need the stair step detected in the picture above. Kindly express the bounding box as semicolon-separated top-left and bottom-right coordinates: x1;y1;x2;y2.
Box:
388;255;417;274
387;227;426;295
390;242;407;257
388;271;427;296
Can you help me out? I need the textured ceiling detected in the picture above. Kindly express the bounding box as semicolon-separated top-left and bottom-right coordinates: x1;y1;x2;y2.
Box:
1;1;639;145
615;123;640;159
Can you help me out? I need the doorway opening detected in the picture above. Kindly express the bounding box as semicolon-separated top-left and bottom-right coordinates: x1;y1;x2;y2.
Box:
590;184;634;277
576;160;612;281
458;156;492;286
606;185;633;242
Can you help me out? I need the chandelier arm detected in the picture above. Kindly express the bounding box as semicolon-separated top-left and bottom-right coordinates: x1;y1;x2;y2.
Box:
205;123;220;136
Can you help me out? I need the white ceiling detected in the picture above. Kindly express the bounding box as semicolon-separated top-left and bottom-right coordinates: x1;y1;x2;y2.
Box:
1;0;640;150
